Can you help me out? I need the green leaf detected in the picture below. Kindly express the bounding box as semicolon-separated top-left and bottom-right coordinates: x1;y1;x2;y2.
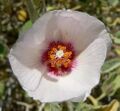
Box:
75;102;95;111
115;31;120;38
102;72;120;96
96;100;119;111
47;6;56;11
0;41;8;57
0;81;5;98
44;103;62;111
101;58;120;73
114;47;120;55
108;0;119;6
113;31;120;44
0;43;5;54
19;21;32;39
113;38;120;44
20;20;32;33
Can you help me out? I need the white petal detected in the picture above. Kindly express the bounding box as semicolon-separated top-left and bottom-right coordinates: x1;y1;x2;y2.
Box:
56;10;106;52
8;50;43;91
25;35;111;102
62;35;110;100
27;76;87;103
10;41;41;68
9;12;55;70
60;35;111;99
70;90;91;102
18;10;107;53
8;10;111;103
12;11;62;68
17;10;107;54
17;11;56;46
8;11;59;91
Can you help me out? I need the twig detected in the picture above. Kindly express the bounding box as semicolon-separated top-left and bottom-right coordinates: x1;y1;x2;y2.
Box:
96;93;106;101
16;101;35;111
38;103;45;111
41;0;46;14
66;102;74;111
88;95;99;106
25;0;38;23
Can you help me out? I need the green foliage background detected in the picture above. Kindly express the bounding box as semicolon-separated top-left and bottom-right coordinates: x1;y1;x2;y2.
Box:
0;0;120;111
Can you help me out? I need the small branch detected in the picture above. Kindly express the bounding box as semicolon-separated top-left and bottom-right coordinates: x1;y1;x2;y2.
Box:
16;101;35;111
41;0;46;14
66;102;74;111
38;103;45;111
96;93;106;101
25;0;38;23
88;95;99;106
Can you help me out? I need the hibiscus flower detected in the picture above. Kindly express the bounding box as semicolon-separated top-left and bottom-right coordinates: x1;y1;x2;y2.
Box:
8;10;111;103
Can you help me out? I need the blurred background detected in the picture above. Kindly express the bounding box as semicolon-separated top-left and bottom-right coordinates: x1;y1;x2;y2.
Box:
0;0;120;111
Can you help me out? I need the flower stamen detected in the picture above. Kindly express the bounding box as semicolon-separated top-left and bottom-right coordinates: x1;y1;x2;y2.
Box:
41;41;75;76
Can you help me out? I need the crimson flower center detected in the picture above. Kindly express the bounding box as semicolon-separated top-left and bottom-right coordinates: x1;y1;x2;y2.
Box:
41;41;75;76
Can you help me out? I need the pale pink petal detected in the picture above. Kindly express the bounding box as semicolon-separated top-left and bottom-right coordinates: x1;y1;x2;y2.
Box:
8;11;59;90
25;34;111;102
27;76;87;102
55;10;106;52
8;49;44;91
8;10;111;103
18;10;107;53
70;90;91;102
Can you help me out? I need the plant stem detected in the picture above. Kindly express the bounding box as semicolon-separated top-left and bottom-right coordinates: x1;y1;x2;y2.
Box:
38;103;45;111
88;95;99;106
97;93;106;101
41;0;46;14
16;101;35;111
25;0;38;23
66;102;74;111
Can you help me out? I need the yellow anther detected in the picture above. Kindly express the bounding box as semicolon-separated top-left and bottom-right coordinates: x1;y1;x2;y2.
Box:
63;59;71;68
49;54;55;60
48;44;73;69
59;46;66;51
52;47;57;52
64;51;72;58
